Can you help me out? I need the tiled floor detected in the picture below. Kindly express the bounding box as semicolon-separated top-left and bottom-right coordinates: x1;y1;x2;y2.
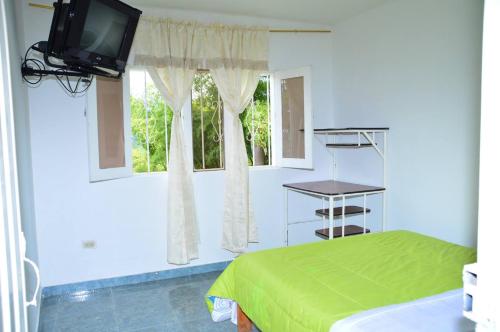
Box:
38;271;238;332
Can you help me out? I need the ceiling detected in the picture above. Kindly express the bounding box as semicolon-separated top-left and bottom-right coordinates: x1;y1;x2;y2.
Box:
127;0;392;25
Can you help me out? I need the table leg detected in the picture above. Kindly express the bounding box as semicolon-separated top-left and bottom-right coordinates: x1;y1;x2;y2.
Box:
284;188;288;246
363;194;367;234
342;196;346;237
329;197;334;239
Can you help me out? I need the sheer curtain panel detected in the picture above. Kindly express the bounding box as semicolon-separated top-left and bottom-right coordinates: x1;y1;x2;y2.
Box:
132;18;200;264
206;26;269;252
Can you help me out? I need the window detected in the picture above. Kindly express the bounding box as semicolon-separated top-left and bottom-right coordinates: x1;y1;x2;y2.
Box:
191;72;272;170
96;77;126;169
129;70;273;174
129;70;173;173
191;71;225;171
240;75;272;166
87;74;132;182
272;67;313;169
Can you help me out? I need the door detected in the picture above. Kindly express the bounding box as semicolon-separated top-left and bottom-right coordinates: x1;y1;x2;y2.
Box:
0;0;31;331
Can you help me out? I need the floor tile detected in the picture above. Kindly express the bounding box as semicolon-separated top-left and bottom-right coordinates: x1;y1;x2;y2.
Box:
39;295;60;321
165;284;205;305
126;322;179;332
113;287;177;331
180;318;237;332
111;280;165;294
38;271;235;332
38;319;56;332
57;289;117;330
156;276;195;289
56;315;119;332
189;271;223;283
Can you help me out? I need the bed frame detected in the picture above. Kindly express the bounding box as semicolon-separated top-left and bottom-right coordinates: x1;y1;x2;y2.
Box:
237;305;253;332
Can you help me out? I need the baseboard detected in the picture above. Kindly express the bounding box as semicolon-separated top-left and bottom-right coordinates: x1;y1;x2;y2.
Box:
41;260;231;298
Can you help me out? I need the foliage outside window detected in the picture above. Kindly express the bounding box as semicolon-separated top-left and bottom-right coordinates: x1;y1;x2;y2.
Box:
192;72;272;170
130;70;172;173
191;72;225;170
240;75;272;166
130;70;272;173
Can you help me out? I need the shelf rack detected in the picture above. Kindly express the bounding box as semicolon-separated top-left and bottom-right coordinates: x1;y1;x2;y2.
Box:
283;127;388;246
326;143;373;148
315;225;370;240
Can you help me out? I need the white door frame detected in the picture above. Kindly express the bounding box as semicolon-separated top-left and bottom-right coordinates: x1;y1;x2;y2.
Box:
0;0;29;331
476;0;500;330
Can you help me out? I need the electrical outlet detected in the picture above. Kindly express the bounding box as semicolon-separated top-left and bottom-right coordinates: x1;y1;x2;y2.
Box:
82;240;96;249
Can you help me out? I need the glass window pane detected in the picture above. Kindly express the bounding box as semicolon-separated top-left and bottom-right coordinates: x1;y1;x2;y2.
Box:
241;75;271;166
202;97;224;169
192;72;224;170
145;74;168;172
130;70;172;173
96;77;125;169
192;74;204;170
281;76;305;159
130;71;148;173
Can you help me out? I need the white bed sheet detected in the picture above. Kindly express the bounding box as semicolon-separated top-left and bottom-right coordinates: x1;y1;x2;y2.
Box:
330;289;475;332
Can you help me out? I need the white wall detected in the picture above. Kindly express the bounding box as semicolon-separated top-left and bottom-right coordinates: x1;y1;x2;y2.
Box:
331;0;483;246
21;3;336;287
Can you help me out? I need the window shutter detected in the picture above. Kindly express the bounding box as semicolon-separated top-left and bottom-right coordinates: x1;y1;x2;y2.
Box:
86;73;132;182
271;67;313;169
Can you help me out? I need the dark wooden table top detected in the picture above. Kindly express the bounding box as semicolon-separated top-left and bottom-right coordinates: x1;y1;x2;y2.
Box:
283;180;385;196
314;127;389;132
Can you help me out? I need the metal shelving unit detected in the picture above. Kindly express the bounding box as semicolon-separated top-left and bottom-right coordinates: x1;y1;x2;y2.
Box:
283;127;388;246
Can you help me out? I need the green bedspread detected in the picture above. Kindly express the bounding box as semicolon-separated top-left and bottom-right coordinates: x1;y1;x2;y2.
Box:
206;231;476;332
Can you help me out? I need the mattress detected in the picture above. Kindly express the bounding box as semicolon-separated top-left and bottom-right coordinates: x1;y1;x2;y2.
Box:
330;288;474;332
206;231;476;332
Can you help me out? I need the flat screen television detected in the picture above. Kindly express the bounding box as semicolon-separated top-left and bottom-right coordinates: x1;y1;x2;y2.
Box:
47;0;142;76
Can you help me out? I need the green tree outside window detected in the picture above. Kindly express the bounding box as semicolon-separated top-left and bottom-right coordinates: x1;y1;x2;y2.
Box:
130;72;271;173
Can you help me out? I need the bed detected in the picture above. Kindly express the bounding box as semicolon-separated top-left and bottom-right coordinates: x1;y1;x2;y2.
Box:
205;231;476;332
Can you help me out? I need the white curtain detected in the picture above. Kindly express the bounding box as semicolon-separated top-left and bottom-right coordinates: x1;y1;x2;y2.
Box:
131;18;269;257
149;67;199;264
205;26;269;253
211;69;261;252
132;18;201;264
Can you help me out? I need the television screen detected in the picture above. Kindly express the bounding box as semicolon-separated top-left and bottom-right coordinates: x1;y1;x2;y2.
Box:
80;0;129;58
46;0;142;76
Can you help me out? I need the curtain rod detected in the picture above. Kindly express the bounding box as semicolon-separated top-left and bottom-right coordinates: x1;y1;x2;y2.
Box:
28;3;333;33
269;29;332;33
29;3;53;10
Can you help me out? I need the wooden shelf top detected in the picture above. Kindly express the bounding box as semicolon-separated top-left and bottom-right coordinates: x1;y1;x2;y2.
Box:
315;206;371;217
326;143;374;149
314;127;389;135
283;180;385;196
315;225;370;239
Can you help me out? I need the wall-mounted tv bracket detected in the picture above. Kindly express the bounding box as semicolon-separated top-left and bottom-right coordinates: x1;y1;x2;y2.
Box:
22;42;121;79
21;40;97;95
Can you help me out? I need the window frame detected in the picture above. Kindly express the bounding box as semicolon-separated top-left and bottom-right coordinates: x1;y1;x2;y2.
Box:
271;66;313;169
190;70;225;172
86;71;133;182
126;69;279;176
240;74;273;168
129;67;173;174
